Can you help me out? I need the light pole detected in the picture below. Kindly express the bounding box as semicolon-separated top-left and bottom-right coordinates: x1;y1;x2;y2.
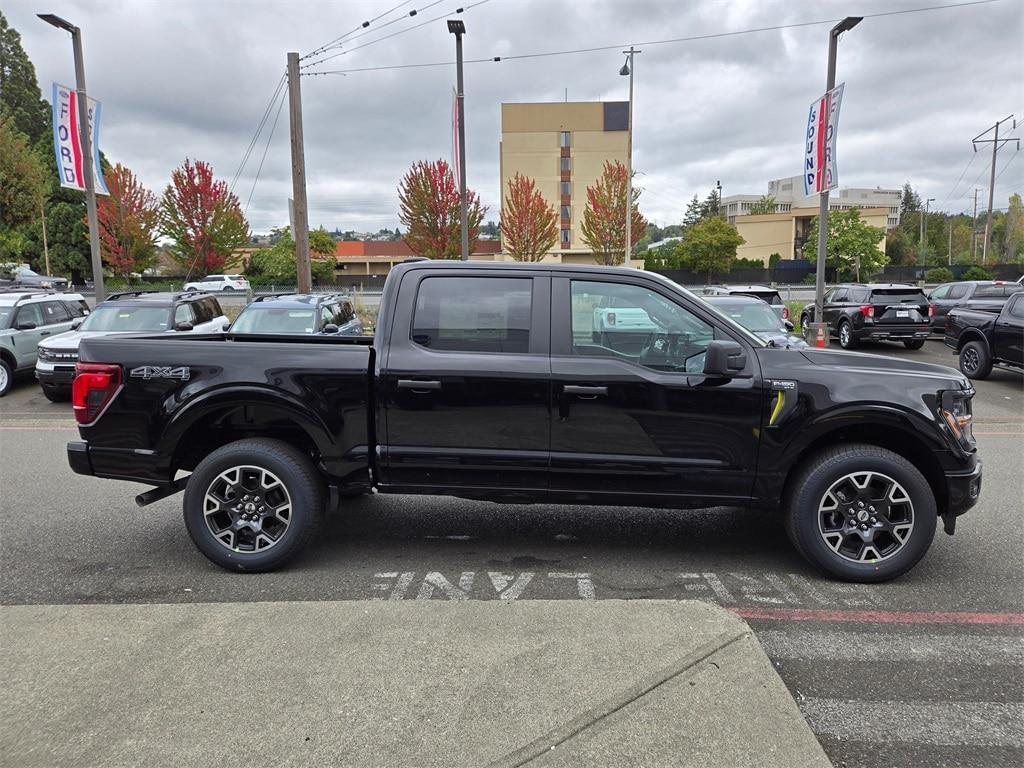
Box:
38;13;105;300
620;47;639;265
716;179;723;219
448;19;469;261
813;16;861;325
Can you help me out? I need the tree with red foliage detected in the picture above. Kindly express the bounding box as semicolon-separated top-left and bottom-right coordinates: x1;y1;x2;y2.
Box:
95;163;160;280
398;159;486;259
580;160;646;266
500;173;558;262
160;158;249;276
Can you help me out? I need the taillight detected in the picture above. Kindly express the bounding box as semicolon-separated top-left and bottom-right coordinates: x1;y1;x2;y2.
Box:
860;305;874;318
72;363;122;425
929;304;935;319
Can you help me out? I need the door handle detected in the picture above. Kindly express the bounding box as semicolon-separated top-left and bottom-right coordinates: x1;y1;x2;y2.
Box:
40;331;51;336
563;384;608;398
397;379;442;392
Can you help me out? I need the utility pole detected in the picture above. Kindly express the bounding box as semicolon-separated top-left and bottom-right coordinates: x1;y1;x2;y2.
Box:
287;52;312;292
921;197;935;261
947;215;952;266
973;115;1017;264
448;20;468;260
620;47;640;266
38;14;105;301
971;188;979;261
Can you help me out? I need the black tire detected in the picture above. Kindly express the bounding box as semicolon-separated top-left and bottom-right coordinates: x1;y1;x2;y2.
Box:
838;320;858;349
959;340;992;380
784;444;937;582
182;438;323;572
41;385;70;403
0;358;12;397
903;339;926;350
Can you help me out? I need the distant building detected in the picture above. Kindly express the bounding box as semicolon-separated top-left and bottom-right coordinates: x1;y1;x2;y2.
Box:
500;101;642;267
327;240;503;289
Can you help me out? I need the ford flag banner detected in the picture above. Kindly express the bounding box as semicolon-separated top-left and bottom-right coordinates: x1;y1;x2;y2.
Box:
803;83;844;196
51;82;109;195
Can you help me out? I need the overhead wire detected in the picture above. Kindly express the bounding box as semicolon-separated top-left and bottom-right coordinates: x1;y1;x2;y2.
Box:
302;0;418;61
229;71;286;194
244;88;288;215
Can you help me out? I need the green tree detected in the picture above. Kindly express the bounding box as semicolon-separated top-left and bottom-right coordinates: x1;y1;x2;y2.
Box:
749;195;778;215
682;195;702;228
642;242;680;270
698;188;721;220
925;267;954;283
899;182;921;220
885;229;915;266
309;226;336;257
0;13;50;144
0;115;46;260
580;160;647;266
805;208;887;281
246;227;335;285
1002;194;1023;263
962;265;992;280
674;217;744;282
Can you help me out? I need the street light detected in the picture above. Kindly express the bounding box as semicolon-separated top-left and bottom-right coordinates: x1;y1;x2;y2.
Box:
812;16;861;327
620;46;640;265
717;179;723;219
448;19;468;260
38;13;105;301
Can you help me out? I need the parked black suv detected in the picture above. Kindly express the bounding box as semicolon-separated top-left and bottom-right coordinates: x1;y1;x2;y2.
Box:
801;284;932;350
228;293;363;336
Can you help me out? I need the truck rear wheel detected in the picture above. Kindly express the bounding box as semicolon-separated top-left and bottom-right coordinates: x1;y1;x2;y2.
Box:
959;340;992;379
784;444;936;582
182;438;323;572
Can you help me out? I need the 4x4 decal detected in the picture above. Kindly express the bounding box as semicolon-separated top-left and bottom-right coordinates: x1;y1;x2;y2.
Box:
129;366;190;381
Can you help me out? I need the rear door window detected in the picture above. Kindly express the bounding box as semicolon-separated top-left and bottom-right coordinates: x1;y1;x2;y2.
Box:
947;284;969;299
190;300;213;325
974;284;1003;298
1009;295;1024;319
63;298;90;317
40;300;71;325
174;303;195;326
14;303;44;328
412;276;532;353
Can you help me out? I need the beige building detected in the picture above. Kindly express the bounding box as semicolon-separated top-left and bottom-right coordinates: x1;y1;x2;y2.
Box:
734;206;890;266
500;101;643;267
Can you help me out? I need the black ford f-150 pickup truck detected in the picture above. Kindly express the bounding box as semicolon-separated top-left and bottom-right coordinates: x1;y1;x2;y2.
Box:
67;261;983;582
944;292;1024;380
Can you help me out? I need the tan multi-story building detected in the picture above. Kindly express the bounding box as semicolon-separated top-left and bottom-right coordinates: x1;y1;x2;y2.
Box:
733;206;890;266
500;101;642;266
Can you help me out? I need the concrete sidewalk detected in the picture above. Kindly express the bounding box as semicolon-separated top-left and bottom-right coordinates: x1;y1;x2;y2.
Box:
1;600;830;768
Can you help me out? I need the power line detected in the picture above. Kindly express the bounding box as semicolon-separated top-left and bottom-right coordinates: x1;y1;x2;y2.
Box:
937;151;978;209
302;0;417;61
992;144;1019;182
305;0;1000;76
229;72;286;194
302;0;493;70
244;88;288;215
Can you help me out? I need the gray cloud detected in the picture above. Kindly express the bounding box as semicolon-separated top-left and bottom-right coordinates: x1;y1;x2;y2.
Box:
9;0;1022;232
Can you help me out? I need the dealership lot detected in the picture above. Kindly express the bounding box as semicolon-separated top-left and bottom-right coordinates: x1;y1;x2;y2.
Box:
1;339;1021;768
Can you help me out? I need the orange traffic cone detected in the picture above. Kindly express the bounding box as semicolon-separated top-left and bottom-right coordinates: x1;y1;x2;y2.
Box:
815;326;826;348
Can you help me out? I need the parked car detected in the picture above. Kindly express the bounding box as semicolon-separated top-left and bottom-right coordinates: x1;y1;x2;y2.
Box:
928;280;1023;330
800;283;932;350
0;265;70;291
228;293;362;336
67;261;981;583
702;284;788;321
35;290;227;401
944;292;1024;379
0;290;89;397
704;295;806;348
183;274;250;293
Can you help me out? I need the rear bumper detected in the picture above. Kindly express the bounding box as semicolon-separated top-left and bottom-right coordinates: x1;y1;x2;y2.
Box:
855;324;931;341
944;458;983;518
67;441;93;476
66;440;171;484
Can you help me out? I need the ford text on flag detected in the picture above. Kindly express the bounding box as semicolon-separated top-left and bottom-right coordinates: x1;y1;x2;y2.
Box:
51;82;109;195
803;83;844;196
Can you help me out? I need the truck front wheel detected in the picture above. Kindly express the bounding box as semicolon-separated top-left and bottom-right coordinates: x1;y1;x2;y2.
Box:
784;444;936;582
182;438;323;572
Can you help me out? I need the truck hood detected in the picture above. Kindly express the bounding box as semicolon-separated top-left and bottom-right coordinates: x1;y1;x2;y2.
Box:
38;330;139;352
798;348;970;389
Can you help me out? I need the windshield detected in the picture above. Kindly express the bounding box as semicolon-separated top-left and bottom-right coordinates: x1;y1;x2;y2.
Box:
709;302;781;333
231;307;317;334
79;304;171;332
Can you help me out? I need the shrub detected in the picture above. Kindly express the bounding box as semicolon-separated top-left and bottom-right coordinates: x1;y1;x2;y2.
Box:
731;257;765;270
925;267;954;283
768;252;782;269
962;265;993;281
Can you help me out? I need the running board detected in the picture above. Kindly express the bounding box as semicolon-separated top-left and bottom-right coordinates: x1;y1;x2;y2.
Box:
135;476;189;508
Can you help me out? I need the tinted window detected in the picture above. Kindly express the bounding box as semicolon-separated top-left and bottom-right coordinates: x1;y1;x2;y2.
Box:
947;284;969;299
929;285;950;300
63;299;90;317
190;300;214;325
40;300;71;324
14;303;44;327
571;280;717;373
320;305;335;329
974;284;1004;298
412;276;531;353
206;297;223;317
832;289;850;303
1009;295;1024;320
869;289;927;303
232;307;316;334
338;299;355;324
174;304;195;326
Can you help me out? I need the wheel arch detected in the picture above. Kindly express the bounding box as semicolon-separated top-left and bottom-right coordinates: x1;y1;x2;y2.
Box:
0;347;16;370
955;328;989;352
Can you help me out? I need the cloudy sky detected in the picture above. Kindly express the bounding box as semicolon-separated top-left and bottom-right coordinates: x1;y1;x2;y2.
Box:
8;0;1023;233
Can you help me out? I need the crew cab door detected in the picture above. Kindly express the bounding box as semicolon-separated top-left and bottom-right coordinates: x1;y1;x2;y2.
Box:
548;276;763;506
995;293;1024;364
379;269;551;495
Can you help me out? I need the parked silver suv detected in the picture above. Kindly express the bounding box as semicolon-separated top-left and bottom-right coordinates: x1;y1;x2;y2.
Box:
0;290;90;397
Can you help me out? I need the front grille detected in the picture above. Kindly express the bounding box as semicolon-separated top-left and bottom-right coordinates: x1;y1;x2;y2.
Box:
39;349;78;362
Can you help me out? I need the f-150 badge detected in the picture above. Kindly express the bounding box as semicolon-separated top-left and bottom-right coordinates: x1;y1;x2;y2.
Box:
129;366;190;381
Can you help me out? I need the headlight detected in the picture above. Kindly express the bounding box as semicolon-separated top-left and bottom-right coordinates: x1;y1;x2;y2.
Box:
940;389;975;450
37;347;53;361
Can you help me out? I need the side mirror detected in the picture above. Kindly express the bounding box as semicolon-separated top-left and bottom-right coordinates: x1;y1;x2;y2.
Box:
174;321;194;332
221;321;231;332
321;323;339;335
703;339;747;377
16;321;37;330
783;319;794;332
70;318;84;330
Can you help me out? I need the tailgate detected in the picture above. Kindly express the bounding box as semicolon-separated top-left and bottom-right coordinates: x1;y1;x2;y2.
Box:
868;289;930;324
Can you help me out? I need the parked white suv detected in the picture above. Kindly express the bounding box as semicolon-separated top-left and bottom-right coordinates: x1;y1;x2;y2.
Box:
35;290;227;402
183;274;249;292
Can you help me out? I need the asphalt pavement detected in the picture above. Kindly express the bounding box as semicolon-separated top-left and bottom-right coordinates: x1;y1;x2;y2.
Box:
1;339;1021;767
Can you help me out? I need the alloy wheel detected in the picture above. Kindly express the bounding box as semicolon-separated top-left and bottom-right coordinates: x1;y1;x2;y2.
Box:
817;471;914;563
962;347;979;373
0;365;8;393
203;465;292;553
840;324;850;346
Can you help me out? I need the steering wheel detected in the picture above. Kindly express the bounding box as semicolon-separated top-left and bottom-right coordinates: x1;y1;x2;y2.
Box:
640;332;678;369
